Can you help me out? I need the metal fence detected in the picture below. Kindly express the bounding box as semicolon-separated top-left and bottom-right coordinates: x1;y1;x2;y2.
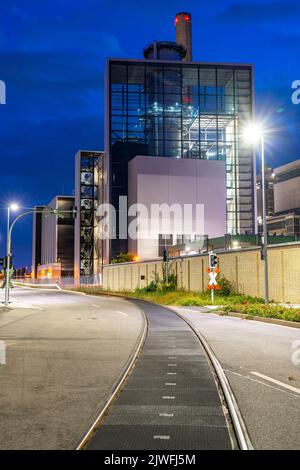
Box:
13;274;102;289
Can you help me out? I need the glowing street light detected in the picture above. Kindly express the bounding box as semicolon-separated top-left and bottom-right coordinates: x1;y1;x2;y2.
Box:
243;123;269;304
9;203;19;212
242;123;263;145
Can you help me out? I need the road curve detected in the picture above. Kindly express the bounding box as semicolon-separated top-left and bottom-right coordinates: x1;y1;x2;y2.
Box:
83;300;234;450
0;287;145;450
173;306;300;450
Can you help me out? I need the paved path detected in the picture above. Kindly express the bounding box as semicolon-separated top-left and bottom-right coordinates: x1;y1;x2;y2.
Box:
173;306;300;450
0;287;144;450
87;301;233;450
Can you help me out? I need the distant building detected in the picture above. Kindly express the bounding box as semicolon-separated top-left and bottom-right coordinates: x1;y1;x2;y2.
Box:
32;196;75;279
265;213;300;236
74;150;104;284
274;159;300;214
256;159;300;237
31;205;45;278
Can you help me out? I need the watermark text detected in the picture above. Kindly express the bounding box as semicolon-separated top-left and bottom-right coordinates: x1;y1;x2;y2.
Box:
0;80;6;104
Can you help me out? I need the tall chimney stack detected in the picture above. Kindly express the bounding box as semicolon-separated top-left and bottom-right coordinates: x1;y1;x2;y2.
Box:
175;12;192;61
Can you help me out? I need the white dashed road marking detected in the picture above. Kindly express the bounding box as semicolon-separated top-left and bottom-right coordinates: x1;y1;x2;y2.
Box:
251;371;300;395
116;310;128;316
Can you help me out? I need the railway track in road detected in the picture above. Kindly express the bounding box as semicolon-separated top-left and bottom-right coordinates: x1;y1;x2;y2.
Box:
77;300;252;451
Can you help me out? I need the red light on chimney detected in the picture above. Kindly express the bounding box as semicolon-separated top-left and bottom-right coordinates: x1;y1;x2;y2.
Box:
174;16;179;25
184;14;190;21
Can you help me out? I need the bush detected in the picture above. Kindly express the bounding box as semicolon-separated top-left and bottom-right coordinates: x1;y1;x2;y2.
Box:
206;274;237;297
111;252;137;263
136;280;157;293
217;276;236;296
136;262;178;293
221;303;300;323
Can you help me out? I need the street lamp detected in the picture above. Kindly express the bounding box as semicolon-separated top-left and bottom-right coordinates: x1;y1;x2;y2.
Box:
4;203;19;305
243;123;269;304
3;206;77;306
9;203;19;212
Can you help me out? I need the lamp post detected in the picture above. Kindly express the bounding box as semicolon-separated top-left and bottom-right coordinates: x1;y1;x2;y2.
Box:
243;124;269;304
3;206;77;306
4;204;19;305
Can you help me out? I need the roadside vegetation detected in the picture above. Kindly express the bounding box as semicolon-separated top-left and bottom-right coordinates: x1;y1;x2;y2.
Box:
221;303;300;323
111;252;138;263
76;263;300;324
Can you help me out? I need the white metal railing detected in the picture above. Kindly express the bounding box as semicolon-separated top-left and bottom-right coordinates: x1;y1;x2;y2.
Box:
13;274;102;289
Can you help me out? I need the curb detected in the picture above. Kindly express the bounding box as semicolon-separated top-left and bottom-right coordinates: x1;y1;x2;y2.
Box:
206;309;300;330
71;288;300;330
164;305;253;450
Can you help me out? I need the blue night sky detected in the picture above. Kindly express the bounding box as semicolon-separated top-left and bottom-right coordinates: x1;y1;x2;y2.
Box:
0;0;300;268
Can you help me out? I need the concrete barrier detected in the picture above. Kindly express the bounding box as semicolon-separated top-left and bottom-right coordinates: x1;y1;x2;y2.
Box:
103;242;300;304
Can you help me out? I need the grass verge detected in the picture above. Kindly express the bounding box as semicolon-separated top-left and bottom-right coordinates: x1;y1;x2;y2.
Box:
74;286;300;324
75;286;264;306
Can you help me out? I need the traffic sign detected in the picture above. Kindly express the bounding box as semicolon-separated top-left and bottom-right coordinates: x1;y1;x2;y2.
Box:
207;252;220;304
207;267;221;290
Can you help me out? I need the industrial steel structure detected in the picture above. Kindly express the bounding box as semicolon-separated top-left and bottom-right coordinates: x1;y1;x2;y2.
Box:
74;150;104;282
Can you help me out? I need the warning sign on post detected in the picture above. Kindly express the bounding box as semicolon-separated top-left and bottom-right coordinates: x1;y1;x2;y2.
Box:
207;266;221;290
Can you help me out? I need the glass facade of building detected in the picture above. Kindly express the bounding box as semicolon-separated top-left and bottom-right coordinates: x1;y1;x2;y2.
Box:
107;59;255;257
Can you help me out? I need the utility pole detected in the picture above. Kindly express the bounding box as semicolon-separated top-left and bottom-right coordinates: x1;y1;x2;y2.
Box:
4;207;12;305
3;207;77;306
261;135;269;304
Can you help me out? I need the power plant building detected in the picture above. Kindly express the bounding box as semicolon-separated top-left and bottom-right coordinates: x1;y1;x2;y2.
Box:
31;12;257;278
103;12;256;262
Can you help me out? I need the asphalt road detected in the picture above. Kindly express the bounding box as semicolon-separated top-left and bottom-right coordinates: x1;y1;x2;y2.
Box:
0;287;144;450
2;286;299;450
173;307;300;450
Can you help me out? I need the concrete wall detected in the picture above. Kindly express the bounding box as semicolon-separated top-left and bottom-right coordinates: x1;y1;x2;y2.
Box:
103;242;300;304
128;155;226;260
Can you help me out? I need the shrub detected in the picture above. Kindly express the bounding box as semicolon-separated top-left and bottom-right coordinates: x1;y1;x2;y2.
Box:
136;262;178;293
221;302;300;323
217;276;237;296
111;252;137;263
